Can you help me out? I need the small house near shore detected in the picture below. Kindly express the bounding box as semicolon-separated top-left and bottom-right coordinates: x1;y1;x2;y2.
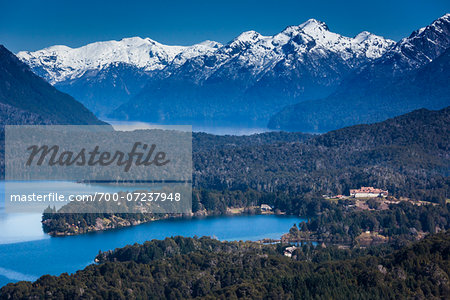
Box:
261;204;272;211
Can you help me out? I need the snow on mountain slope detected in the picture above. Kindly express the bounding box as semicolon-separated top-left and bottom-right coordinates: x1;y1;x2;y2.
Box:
171;40;222;67
374;13;450;73
17;37;222;84
161;19;394;85
291;19;394;59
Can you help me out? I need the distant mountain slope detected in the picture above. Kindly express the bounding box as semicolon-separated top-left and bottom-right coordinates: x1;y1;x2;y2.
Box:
312;106;450;151
0;45;107;125
269;14;450;132
53;63;152;116
194;107;450;201
110;19;394;125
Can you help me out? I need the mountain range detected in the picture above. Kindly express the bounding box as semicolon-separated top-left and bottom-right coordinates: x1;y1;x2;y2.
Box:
17;19;395;125
16;14;450;129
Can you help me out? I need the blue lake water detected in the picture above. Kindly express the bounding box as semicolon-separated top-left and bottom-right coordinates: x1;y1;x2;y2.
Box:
0;213;304;287
0;181;305;287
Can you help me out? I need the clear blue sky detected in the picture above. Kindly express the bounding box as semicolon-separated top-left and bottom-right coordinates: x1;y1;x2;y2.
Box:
1;0;449;53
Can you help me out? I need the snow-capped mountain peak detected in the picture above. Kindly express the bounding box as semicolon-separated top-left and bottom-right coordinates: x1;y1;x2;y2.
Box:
234;30;266;43
299;18;330;32
272;20;395;60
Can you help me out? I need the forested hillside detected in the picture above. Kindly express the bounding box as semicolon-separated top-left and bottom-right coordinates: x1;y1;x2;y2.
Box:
1;231;449;299
0;45;106;125
194;107;450;202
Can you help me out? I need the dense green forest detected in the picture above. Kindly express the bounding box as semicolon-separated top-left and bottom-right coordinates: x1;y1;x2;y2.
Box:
193;107;450;202
289;200;450;245
1;231;449;299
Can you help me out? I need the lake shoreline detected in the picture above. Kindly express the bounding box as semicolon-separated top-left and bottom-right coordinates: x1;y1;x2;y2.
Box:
43;206;285;237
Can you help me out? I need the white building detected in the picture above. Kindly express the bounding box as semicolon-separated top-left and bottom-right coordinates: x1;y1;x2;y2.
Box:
350;187;388;198
284;246;297;257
